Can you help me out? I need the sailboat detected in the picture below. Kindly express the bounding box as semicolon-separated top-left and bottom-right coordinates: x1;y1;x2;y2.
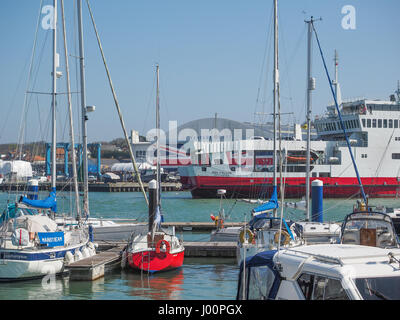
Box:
235;8;342;266
237;18;400;301
122;65;184;273
0;0;92;281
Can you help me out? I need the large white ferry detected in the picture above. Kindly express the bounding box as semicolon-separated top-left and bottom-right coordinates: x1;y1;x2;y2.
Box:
179;85;400;199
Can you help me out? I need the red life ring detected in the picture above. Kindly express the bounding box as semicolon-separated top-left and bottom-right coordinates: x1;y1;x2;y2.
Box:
155;239;171;254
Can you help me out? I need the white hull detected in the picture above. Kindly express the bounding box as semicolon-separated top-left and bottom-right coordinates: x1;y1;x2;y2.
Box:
0;259;64;281
0;241;90;281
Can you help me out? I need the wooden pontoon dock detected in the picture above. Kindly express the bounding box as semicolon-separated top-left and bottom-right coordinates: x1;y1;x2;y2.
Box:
67;240;237;281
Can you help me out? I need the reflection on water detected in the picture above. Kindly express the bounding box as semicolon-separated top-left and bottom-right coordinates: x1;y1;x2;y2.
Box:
0;260;239;300
123;268;184;300
0;275;70;300
1;191;386;299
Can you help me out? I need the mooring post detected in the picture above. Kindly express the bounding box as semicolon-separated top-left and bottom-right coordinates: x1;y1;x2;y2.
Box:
311;179;323;222
27;179;39;200
148;179;157;232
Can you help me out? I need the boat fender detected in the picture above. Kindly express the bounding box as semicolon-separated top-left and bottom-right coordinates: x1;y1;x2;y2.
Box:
87;242;97;254
274;230;291;246
239;229;254;244
88;246;96;256
64;251;74;265
81;247;90;258
74;250;83;262
155;239;170;254
121;249;127;269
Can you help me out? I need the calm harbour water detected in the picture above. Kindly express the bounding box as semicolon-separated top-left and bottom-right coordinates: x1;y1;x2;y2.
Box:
0;190;399;300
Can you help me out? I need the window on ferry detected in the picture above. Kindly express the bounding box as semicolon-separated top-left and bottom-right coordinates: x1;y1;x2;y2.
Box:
378;119;382;128
384;119;388;128
367;119;371;128
319;172;331;178
248;266;276;300
362;119;366;127
361;154;368;159
389;120;393;128
372;119;377;128
395;120;399;129
392;153;400;160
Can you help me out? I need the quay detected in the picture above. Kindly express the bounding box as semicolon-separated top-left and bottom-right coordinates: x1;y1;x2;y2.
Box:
67;240;237;281
163;222;244;232
0;181;182;192
67;243;125;281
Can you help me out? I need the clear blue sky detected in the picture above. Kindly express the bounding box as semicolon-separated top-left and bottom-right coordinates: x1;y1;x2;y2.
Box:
0;0;399;144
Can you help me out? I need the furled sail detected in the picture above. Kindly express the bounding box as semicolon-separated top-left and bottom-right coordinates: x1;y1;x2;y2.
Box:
252;186;279;218
20;191;57;212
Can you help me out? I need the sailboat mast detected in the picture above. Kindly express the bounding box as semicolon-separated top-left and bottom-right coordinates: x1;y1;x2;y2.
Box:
273;0;278;217
51;0;57;192
77;0;89;217
305;17;315;221
61;0;81;220
156;64;161;206
334;50;339;102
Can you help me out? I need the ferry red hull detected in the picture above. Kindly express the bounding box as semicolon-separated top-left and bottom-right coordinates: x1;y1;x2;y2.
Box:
187;176;400;198
128;250;184;273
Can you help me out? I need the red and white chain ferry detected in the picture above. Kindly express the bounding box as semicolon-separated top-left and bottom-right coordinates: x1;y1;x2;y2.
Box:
179;85;400;199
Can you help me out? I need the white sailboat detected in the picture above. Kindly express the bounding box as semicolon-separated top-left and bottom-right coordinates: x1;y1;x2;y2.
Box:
0;0;94;281
235;9;341;266
237;15;400;301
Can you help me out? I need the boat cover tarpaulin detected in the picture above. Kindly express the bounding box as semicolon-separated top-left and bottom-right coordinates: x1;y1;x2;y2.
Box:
20;191;57;212
252;186;279;217
237;250;281;300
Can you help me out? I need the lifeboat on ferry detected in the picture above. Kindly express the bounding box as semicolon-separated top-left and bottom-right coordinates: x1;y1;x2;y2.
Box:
286;151;319;164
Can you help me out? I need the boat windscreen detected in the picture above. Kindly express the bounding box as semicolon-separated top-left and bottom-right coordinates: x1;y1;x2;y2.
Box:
237;250;281;300
342;217;397;247
355;277;400;300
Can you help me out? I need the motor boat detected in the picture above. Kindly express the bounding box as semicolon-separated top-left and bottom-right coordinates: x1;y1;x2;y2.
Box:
237;243;400;300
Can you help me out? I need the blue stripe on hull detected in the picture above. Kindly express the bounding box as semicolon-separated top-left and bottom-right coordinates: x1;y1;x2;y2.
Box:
0;244;87;261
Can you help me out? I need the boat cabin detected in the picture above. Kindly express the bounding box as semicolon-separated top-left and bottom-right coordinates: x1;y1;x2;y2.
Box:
237;244;400;300
341;211;400;248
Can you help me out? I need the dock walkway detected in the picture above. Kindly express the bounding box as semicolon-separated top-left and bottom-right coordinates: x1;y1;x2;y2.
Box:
67;244;126;281
67;240;237;281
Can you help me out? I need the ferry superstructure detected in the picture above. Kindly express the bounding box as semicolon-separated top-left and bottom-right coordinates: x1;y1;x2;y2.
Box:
180;87;400;199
